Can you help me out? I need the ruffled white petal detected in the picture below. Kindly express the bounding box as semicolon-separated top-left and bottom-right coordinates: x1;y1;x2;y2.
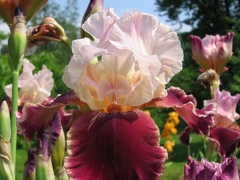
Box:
63;9;183;110
109;11;183;84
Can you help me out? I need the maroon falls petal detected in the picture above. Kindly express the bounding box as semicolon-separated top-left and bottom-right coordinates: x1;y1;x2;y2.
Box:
17;91;85;140
142;87;215;136
65;109;168;180
210;126;240;158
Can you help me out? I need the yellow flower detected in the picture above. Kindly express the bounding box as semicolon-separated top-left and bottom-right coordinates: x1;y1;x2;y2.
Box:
167;111;180;125
164;140;175;153
164;121;175;130
170;127;178;135
161;129;170;138
144;110;151;116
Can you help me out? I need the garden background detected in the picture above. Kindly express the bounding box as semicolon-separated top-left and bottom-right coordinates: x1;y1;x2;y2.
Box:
0;0;240;179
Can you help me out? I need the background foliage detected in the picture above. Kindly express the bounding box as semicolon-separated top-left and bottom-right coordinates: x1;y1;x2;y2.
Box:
0;0;239;127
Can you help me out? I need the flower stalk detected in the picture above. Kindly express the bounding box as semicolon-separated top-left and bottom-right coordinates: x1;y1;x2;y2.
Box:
205;71;219;160
10;71;19;176
205;139;218;161
7;8;27;178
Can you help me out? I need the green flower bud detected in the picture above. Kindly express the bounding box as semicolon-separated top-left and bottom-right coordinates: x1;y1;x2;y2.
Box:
35;154;55;180
52;127;65;169
0;136;14;180
26;17;71;55
8;13;27;71
54;167;69;180
0;101;11;141
52;128;69;179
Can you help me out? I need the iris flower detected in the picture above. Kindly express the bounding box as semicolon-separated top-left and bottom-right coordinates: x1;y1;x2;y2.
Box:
18;9;215;179
181;90;240;158
189;33;234;75
204;90;240;158
184;156;239;180
4;59;54;105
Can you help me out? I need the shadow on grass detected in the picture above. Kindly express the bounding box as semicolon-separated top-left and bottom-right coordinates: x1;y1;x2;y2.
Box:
164;133;205;163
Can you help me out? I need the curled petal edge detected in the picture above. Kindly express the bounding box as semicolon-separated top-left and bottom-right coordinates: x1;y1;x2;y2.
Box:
141;87;215;136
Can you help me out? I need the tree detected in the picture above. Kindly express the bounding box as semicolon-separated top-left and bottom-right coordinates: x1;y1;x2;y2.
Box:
155;0;240;109
154;0;240;36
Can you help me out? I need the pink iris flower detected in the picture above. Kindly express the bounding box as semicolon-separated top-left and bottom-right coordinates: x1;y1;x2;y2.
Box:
180;90;240;158
17;9;215;179
204;90;240;158
189;33;234;75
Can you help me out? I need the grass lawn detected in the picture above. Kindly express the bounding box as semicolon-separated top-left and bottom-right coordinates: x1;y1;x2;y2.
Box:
16;149;27;180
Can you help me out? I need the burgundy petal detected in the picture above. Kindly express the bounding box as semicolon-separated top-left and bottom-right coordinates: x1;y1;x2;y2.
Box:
65;109;168;180
17;91;84;140
142;87;215;135
179;126;192;145
210;126;240;158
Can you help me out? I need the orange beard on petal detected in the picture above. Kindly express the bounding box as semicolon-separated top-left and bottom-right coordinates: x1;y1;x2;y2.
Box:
104;104;133;113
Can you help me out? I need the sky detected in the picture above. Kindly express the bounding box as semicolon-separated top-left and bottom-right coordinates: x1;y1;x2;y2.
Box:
78;0;191;32
0;0;191;34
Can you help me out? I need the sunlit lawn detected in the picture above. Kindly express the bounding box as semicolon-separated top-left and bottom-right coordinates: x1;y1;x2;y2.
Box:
160;133;204;180
16;133;207;180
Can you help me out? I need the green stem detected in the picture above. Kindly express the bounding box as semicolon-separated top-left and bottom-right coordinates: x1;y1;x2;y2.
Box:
205;140;217;161
11;71;19;178
62;38;72;54
206;72;220;161
187;145;190;156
